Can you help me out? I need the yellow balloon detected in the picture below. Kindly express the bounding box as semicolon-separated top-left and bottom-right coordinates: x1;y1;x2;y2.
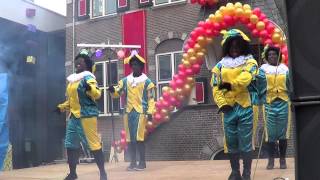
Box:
187;48;195;56
183;60;191;68
208;14;215;22
161;109;169;116
183;53;189;59
272;33;281;43
213;13;223;23
162;86;170;93
234;2;243;8
183;84;192;95
169;89;176;96
243;4;251;10
235;8;244;17
226;3;234;8
256;21;265;30
176;88;183;95
189;56;197;64
186;77;195;84
197;36;207;46
244;9;252;18
201;48;207;54
194;43;202;51
206;37;213;44
196;52;205;59
250;14;259;24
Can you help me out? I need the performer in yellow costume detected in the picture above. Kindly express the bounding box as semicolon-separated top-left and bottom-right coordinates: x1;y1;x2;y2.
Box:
108;50;155;171
211;29;258;180
56;50;107;180
257;45;291;170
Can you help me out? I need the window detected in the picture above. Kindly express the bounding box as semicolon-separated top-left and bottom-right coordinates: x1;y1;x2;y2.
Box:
156;51;182;98
153;0;186;6
95;59;120;116
91;0;116;18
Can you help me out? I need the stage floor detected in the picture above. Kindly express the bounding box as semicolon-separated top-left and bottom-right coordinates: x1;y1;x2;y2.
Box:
0;158;294;180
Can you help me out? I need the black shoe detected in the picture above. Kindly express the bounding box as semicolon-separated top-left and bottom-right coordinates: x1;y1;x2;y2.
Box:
134;162;146;171
242;152;252;180
64;173;78;180
280;158;287;169
126;163;136;171
228;170;242;180
266;158;274;170
228;153;241;180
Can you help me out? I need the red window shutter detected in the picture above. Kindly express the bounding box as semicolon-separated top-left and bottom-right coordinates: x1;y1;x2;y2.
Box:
138;0;153;7
79;0;86;16
196;82;204;104
117;0;129;12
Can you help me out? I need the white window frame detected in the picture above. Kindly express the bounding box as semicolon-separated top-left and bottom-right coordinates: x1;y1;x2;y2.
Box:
90;0;117;19
95;59;120;117
78;0;87;17
153;0;186;7
155;51;183;99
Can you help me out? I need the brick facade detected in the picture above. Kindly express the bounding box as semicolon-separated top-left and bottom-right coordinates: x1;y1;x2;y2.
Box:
65;0;294;161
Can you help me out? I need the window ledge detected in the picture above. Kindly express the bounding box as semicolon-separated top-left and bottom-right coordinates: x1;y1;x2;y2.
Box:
90;13;118;22
98;113;120;117
152;0;187;10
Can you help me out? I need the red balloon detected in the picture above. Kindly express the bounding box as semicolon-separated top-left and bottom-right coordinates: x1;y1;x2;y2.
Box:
259;13;267;20
187;39;196;48
154;113;163;123
162;92;170;100
178;64;186;72
266;23;275;34
120;130;126;138
259;30;269;39
198;21;206;28
199;0;205;5
246;23;255;31
192;64;201;74
183;45;190;52
155;101;162;109
264;39;273;45
190;0;197;3
253;8;262;17
223;15;234;26
120;139;127;148
178;70;187;80
252;29;259;37
212;23;221;31
169;96;178;105
281;46;288;55
204;21;213;30
170;81;177;89
220;22;227;29
190;31;198;39
175;101;182;108
195;27;205;36
176;78;185;87
274;44;281;49
240;17;250;24
162;100;170;109
185;68;194;76
205;29;214;36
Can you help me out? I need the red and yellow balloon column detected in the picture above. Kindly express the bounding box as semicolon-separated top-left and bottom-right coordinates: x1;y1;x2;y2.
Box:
147;2;288;134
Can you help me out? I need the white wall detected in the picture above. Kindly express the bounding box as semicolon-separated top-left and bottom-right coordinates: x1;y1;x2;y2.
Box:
0;0;65;32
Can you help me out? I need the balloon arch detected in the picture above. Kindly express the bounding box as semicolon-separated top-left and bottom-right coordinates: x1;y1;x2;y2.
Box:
146;2;288;134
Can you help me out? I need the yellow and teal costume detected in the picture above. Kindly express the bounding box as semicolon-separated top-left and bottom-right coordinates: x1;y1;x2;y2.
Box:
211;55;258;153
257;63;291;142
112;73;156;142
58;71;102;151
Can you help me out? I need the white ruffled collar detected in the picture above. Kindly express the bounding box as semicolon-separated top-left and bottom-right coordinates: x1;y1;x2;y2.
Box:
67;71;96;83
220;55;253;68
260;63;288;75
127;73;148;87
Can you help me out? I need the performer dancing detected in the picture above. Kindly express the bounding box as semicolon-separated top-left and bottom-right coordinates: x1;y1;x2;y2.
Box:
108;50;155;171
211;29;258;180
257;45;291;170
56;50;107;180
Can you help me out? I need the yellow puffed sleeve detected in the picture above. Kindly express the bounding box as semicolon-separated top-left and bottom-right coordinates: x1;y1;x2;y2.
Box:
57;99;70;112
146;83;156;115
211;65;228;108
230;59;258;89
86;78;102;100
